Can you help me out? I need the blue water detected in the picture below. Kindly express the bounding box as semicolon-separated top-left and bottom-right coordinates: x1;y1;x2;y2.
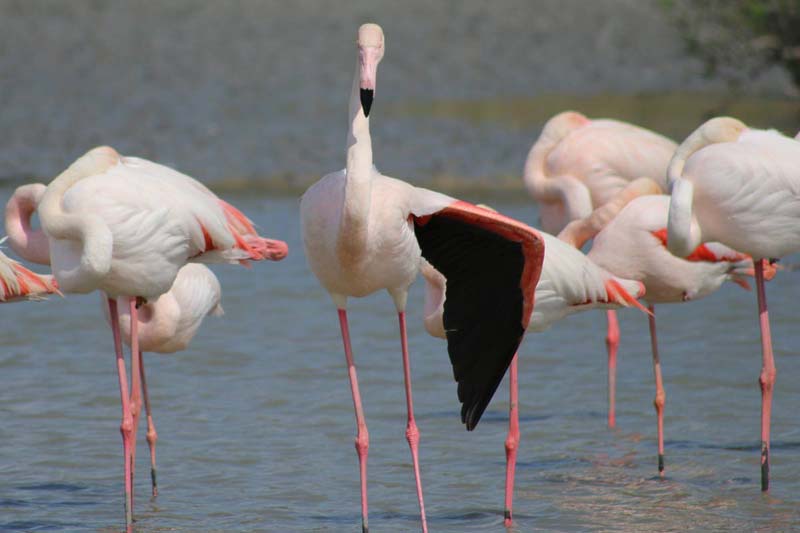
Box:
1;194;798;532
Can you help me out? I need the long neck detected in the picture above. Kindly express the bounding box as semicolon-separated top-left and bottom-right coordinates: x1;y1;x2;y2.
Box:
522;136;557;201
666;177;702;257
523;112;587;202
38;146;118;290
5;184;51;265
523;136;593;231
337;62;373;262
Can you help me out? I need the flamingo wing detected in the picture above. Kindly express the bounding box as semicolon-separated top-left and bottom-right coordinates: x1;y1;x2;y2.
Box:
412;199;544;430
0;249;59;302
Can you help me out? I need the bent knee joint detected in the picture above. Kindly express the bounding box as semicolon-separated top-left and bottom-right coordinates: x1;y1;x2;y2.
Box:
405;423;420;445
354;431;370;454
653;391;666;410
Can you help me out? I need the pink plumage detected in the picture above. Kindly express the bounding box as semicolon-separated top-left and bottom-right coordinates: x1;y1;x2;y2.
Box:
301;24;545;531
0;248;58;302
524;110;676;234
10;145;287;529
584;188;767;475
526;112;677;430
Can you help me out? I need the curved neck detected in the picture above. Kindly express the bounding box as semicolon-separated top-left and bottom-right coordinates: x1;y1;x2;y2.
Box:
337;61;373;262
523;111;588;203
5;184;51;265
522;137;559;201
523;137;592;231
666;178;702;257
39;147;118;289
667;117;746;191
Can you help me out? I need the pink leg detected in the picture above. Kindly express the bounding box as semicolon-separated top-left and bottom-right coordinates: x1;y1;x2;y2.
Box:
606;310;620;429
108;298;134;530
398;312;428;533
139;350;159;497
128;299;142;518
755;260;776;491
648;305;666;476
504;354;519;528
338;309;370;533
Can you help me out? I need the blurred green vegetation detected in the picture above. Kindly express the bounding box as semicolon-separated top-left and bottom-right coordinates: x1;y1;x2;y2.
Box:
662;0;800;90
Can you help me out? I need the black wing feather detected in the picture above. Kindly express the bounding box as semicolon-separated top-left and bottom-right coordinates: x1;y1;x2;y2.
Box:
414;214;526;430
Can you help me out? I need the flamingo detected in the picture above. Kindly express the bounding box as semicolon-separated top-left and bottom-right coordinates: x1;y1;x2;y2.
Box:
421;211;649;526
560;182;772;476
524;111;678;428
8;148;287;529
6;181;225;499
300;23;545;532
666;117;800;491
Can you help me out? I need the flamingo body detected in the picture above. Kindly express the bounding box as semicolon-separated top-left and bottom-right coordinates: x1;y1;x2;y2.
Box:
525;111;676;234
589;195;752;303
104;263;223;353
546;120;674;206
677;130;800;259
302;169;451;299
45;150;286;299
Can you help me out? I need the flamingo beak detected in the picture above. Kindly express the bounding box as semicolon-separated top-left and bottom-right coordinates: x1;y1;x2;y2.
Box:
360;89;374;117
359;46;380;117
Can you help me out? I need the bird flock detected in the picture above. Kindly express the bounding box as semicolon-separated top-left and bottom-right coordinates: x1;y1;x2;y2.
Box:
2;22;798;532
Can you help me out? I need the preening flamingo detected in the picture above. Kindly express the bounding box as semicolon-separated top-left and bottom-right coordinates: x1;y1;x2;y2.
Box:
421;223;647;525
563;183;771;475
300;24;544;532
524;111;678;428
666;117;800;490
7;181;225;498
8;149;287;529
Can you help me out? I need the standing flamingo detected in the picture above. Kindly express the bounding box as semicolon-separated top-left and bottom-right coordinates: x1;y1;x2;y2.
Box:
6;181;225;499
300;23;545;532
16;147;286;529
561;184;770;476
524;111;678;428
421;220;648;525
666;117;800;490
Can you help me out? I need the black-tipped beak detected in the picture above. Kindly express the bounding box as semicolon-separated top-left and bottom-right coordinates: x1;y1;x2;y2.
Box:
360;88;374;117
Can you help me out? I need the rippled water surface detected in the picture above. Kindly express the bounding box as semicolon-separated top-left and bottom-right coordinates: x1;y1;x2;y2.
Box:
1;194;799;532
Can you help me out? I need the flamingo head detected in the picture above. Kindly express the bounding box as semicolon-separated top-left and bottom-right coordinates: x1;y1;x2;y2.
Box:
357;23;384;117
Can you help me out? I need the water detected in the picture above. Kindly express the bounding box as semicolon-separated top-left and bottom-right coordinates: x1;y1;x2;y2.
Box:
1;193;799;532
2;2;800;530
